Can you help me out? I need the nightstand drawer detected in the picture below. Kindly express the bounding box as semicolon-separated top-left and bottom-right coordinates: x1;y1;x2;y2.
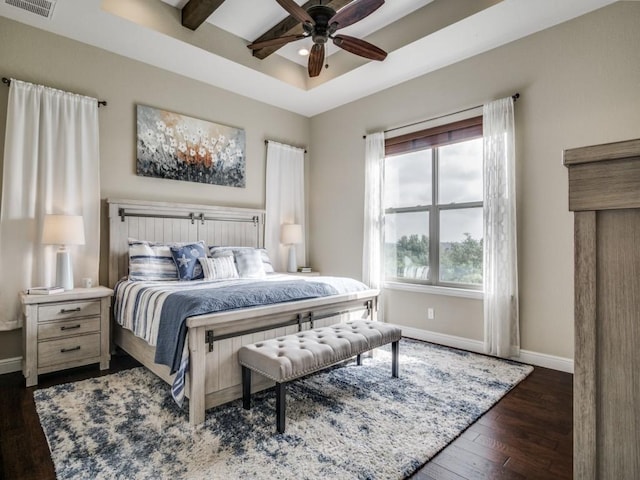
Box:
38;334;101;367
38;317;101;341
38;300;101;322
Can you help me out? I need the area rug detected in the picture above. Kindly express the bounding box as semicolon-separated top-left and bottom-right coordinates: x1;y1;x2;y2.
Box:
34;339;532;480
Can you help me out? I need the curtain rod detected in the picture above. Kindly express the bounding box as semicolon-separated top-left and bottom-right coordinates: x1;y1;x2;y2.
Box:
2;77;108;108
264;139;307;154
363;93;520;139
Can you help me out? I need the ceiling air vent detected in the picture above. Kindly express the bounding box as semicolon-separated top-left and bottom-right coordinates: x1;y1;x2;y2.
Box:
5;0;57;19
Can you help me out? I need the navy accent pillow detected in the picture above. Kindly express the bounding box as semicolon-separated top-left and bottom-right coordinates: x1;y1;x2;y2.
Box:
170;241;207;281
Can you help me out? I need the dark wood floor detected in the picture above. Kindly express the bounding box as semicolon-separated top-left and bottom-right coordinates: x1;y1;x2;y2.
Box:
413;366;573;479
0;352;572;480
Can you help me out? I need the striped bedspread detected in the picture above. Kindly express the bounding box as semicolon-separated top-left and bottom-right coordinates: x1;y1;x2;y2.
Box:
113;274;369;405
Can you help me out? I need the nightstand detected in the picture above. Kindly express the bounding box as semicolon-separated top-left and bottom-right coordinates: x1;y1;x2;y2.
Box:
284;271;320;277
21;286;113;387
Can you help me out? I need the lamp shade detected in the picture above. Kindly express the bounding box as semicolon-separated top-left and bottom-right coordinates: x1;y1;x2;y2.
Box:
42;215;86;246
280;224;302;245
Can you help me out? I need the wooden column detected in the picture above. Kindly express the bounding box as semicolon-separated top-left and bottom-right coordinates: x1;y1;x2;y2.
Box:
564;138;640;479
573;211;597;479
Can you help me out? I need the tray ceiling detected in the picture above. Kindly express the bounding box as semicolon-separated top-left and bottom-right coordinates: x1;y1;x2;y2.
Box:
0;0;618;116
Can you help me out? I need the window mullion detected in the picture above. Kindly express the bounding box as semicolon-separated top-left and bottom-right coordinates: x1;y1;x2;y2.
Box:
439;201;483;210
385;206;431;214
430;148;439;285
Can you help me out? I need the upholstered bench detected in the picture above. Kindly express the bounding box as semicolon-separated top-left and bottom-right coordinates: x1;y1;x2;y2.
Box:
238;320;402;433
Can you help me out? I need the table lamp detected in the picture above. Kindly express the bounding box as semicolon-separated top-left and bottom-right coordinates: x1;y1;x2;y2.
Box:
281;223;302;273
42;214;85;290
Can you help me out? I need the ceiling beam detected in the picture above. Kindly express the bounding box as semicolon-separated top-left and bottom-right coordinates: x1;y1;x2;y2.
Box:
252;0;353;60
182;0;226;30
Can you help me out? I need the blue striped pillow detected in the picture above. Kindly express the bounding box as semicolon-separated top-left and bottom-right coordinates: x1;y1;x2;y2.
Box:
128;239;177;281
128;239;204;281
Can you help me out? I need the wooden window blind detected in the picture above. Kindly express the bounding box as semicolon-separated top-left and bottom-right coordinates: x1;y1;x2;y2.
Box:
385;116;483;157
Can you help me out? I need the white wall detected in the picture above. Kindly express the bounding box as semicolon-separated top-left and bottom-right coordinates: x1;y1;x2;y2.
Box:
0;17;310;360
308;2;640;361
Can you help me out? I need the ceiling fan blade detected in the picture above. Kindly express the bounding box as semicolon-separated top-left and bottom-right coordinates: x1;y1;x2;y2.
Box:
333;34;387;61
275;0;314;25
329;0;384;30
308;43;325;77
248;34;306;50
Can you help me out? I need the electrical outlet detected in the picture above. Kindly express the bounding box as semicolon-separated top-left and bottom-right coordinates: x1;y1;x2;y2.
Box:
427;308;434;320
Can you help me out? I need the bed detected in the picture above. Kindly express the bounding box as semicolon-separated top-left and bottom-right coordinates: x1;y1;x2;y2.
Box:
108;199;379;426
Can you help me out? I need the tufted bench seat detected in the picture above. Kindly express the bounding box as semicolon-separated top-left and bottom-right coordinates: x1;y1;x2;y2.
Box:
238;320;402;433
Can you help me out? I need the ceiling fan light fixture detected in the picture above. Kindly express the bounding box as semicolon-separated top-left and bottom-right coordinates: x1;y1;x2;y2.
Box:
250;0;388;78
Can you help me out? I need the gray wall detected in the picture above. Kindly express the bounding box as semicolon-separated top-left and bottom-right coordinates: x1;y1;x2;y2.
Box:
308;2;640;360
0;17;310;361
1;3;639;365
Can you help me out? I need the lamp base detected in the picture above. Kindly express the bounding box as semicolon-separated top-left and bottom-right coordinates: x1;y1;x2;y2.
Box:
56;247;74;290
287;245;297;273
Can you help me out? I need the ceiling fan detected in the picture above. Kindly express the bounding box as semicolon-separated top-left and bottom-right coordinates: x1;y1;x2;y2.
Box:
247;0;388;77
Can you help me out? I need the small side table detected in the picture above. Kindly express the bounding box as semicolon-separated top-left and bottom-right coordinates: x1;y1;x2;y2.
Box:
21;286;113;387
283;271;320;277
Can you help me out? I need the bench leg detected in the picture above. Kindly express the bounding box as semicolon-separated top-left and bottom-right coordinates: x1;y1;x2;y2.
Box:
356;354;362;366
392;341;399;378
276;382;286;434
242;366;251;410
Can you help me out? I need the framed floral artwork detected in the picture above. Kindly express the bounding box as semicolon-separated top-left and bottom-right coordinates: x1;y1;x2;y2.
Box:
136;105;246;188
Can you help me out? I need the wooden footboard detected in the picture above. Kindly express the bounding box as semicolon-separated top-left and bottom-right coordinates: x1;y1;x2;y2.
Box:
113;291;378;425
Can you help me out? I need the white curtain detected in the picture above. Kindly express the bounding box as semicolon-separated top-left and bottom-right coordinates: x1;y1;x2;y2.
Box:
483;96;519;357
363;132;385;321
0;79;100;330
265;141;306;272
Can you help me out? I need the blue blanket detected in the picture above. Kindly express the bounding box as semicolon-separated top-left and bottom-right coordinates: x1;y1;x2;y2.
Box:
154;280;339;373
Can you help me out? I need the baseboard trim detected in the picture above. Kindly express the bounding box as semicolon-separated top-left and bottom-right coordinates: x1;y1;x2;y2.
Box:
401;326;485;354
518;350;574;374
0;356;22;375
400;326;574;374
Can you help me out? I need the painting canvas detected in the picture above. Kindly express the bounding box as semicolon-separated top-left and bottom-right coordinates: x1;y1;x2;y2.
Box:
136;105;246;188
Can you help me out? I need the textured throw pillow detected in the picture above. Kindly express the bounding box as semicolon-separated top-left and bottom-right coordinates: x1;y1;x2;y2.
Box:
208;246;275;273
210;249;237;259
128;239;179;281
170;241;207;281
235;249;266;279
199;255;239;280
257;249;275;273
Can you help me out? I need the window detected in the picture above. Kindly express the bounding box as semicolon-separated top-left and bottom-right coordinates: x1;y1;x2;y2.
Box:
383;117;483;289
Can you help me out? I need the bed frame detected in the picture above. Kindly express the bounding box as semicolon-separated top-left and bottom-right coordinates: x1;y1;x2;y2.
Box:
107;199;379;425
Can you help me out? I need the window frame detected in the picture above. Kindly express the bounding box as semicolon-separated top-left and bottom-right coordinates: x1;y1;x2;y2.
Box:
384;116;484;291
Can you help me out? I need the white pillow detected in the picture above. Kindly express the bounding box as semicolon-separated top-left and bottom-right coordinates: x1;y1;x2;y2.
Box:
208;246;275;273
235;249;266;279
199;255;239;280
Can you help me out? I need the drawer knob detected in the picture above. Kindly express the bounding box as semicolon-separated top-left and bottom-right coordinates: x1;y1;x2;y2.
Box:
61;324;81;331
60;307;82;314
60;346;81;353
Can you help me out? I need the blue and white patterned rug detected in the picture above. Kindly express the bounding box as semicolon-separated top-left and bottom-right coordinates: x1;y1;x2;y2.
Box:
34;339;532;479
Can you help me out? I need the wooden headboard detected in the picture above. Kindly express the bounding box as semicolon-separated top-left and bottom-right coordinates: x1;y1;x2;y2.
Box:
107;198;265;287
